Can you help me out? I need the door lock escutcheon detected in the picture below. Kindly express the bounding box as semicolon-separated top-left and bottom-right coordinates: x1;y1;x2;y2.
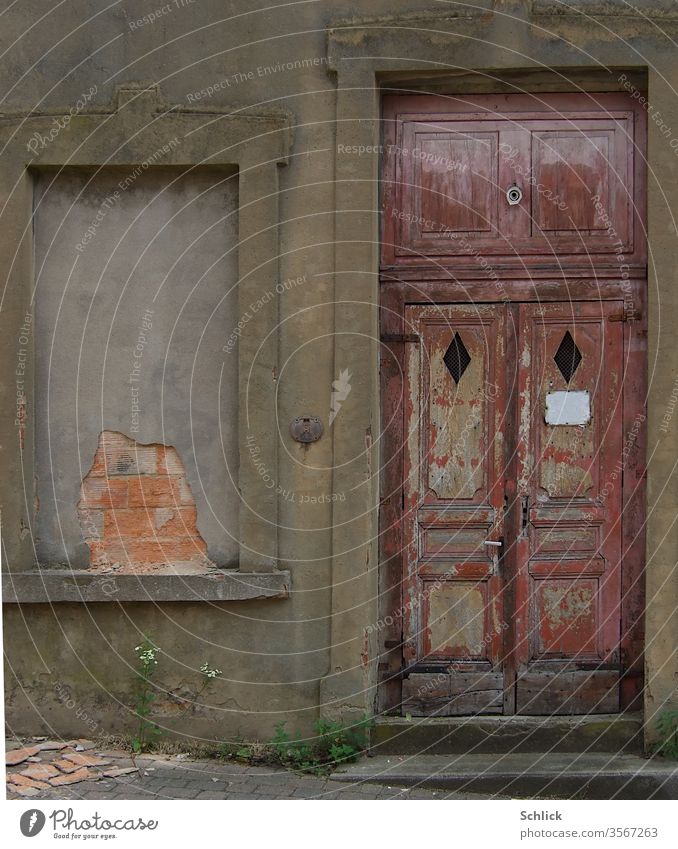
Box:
506;184;523;206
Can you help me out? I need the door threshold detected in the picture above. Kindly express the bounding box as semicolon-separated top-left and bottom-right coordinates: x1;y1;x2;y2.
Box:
372;713;644;756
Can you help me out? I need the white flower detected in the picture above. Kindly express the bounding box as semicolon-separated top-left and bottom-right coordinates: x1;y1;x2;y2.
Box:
135;644;158;667
200;662;222;679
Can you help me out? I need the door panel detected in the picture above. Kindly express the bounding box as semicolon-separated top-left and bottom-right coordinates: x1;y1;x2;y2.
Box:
530;130;614;235
514;302;624;714
416;131;498;235
401;304;506;715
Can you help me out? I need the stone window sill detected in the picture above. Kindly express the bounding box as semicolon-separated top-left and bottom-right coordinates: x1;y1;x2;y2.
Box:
1;570;290;603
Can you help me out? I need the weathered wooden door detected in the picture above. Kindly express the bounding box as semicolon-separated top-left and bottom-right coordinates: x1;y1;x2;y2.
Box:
400;301;627;715
401;304;508;715
380;89;646;717
511;302;625;714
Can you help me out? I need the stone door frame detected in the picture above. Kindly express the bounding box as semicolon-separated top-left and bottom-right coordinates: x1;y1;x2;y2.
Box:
323;13;671;746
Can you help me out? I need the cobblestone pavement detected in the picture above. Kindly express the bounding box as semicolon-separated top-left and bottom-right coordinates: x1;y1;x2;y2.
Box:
6;739;470;800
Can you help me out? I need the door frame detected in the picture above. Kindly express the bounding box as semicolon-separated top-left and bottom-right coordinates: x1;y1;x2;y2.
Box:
377;278;647;716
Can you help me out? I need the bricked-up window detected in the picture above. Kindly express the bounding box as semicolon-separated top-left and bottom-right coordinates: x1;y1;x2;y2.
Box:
33;168;240;571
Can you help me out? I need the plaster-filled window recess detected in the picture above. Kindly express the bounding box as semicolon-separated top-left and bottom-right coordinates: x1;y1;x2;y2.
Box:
33;168;240;575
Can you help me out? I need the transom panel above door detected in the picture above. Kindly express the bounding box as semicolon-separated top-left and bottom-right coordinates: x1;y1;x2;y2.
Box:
381;92;646;269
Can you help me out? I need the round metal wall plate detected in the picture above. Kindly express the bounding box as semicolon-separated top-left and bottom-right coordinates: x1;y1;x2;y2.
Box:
290;415;323;443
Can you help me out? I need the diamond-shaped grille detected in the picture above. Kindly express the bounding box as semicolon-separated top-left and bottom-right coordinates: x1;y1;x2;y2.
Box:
443;333;471;384
553;330;582;383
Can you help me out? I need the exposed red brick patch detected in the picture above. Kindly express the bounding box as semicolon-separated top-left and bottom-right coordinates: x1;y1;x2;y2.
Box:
127;476;186;508
78;431;211;574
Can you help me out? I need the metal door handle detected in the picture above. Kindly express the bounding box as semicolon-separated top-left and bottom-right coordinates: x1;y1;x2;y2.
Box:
484;538;503;576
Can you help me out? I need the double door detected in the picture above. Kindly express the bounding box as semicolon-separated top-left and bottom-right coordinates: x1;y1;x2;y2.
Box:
400;300;627;715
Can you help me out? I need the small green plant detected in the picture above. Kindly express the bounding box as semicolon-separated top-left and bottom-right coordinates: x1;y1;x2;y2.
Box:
271;722;316;771
269;715;370;775
130;643;224;754
655;709;678;759
131;637;161;754
185;662;223;712
314;716;369;765
216;739;272;764
216;738;245;759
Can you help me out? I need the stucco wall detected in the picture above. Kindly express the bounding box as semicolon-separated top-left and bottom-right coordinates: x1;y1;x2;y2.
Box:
4;600;319;742
2;0;678;746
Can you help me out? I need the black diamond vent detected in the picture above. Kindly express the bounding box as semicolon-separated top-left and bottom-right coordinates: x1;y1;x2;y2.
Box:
553;330;582;383
443;333;471;384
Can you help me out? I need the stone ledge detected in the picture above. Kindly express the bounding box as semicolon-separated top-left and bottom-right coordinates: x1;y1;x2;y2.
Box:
1;570;290;603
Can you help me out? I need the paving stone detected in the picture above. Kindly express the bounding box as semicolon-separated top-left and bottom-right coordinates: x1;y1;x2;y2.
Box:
37;741;69;751
5;746;40;766
11;785;41;797
103;767;139;778
104;759;136;769
49;767;99;786
149;776;191;787
53;759;83;774
8;773;51;790
75;790;117;799
153;785;198;798
315;790;342;799
6;738;461;801
63;752;112;768
334;791;375;799
67;739;97;750
252;774;293;785
20;763;61;780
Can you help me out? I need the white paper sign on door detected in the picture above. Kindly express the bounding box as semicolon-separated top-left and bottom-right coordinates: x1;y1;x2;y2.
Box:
545;390;591;426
